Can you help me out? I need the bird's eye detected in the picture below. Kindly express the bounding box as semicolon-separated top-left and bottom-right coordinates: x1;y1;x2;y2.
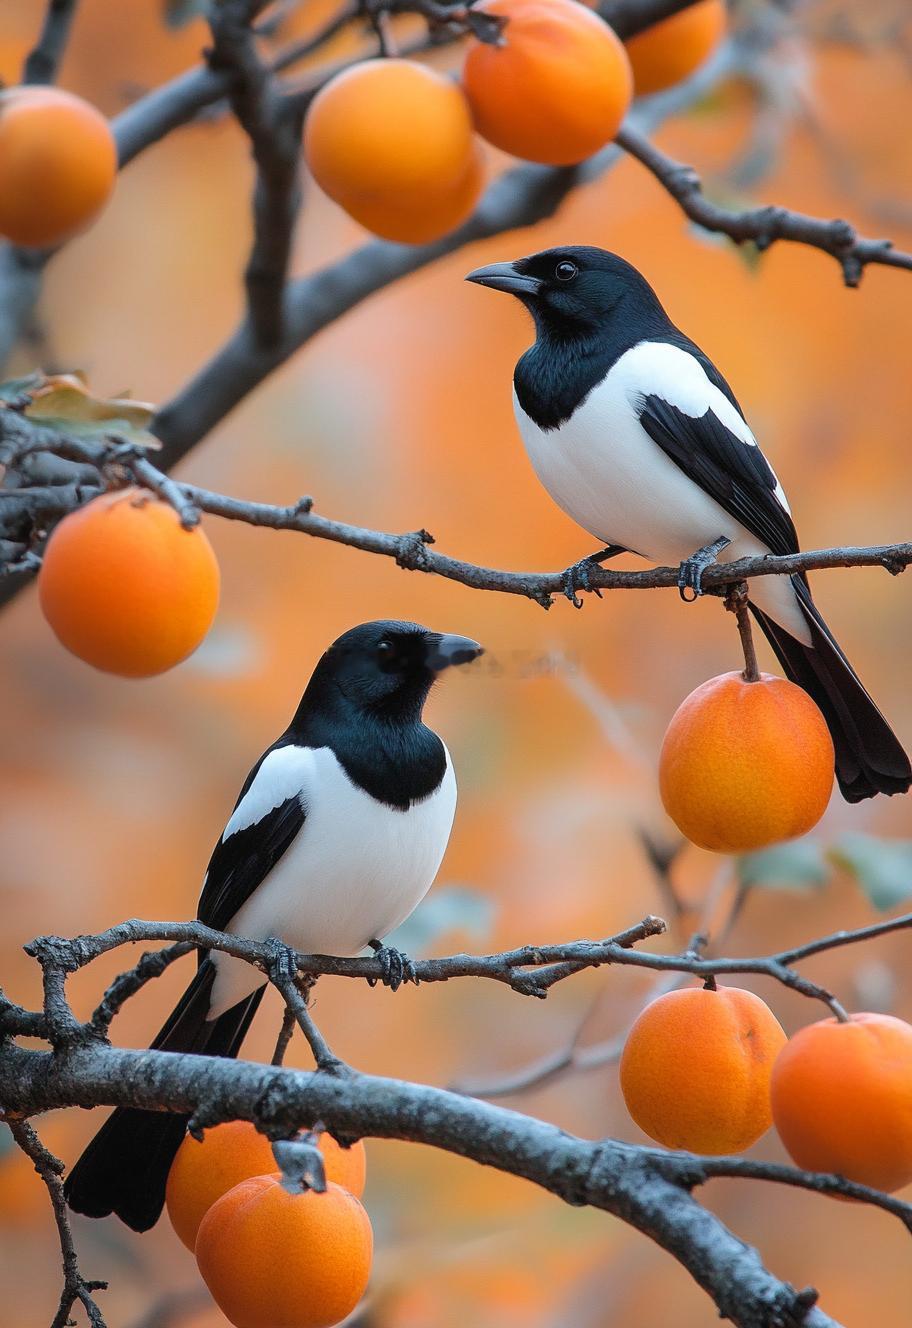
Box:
376;640;395;661
555;260;578;282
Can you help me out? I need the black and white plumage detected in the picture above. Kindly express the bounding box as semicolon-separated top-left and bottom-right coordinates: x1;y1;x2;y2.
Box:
64;620;483;1232
467;245;910;803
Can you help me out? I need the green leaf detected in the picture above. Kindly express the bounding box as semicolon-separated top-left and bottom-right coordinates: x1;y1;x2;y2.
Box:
830;834;912;912
737;839;830;892
386;887;495;958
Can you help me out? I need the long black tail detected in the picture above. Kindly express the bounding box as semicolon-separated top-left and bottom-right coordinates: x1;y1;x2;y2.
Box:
64;959;264;1232
750;575;911;803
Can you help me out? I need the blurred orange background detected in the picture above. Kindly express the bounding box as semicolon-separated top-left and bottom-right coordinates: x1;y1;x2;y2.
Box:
2;1;911;1325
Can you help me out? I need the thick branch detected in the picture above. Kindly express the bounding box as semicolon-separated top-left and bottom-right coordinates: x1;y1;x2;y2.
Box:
0;1041;865;1328
7;906;912;1324
616;123;912;287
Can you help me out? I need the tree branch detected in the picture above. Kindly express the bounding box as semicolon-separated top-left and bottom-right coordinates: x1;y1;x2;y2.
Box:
1;421;909;604
22;0;80;86
7;1120;107;1328
7;906;912;1326
0;1039;891;1328
208;1;305;347
616;122;912;287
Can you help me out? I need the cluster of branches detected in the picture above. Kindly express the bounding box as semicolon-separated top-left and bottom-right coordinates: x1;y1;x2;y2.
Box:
3;0;912;606
4;909;912;1328
3;3;912;1328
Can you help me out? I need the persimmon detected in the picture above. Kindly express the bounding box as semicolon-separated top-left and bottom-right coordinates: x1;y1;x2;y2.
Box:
196;1177;373;1328
625;0;727;96
771;1013;912;1193
462;0;633;166
0;86;117;247
38;488;219;678
304;59;480;243
620;985;787;1154
339;142;485;244
659;671;834;853
166;1120;367;1252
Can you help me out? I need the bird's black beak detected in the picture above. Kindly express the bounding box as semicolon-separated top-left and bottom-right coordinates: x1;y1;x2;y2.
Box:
424;633;484;672
465;262;543;297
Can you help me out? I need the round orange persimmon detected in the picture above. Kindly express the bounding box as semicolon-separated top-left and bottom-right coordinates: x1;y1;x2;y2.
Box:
462;0;633;166
304;59;480;242
0;86;117;247
658;671;834;853
625;0;727;96
38;487;219;678
771;1013;912;1193
166;1120;367;1252
196;1177;373;1328
620;985;787;1153
340;141;485;244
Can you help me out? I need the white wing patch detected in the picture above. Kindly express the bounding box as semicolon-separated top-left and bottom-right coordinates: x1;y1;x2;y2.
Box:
615;341;791;513
222;745;313;840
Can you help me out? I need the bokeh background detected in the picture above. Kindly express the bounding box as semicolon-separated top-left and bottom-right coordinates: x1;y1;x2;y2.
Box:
2;1;911;1324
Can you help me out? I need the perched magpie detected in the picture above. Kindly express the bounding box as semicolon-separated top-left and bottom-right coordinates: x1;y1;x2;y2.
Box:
467;245;910;803
65;620;483;1231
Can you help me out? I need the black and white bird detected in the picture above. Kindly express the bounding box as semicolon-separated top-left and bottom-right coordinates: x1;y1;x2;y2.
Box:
65;620;483;1231
467;245;910;803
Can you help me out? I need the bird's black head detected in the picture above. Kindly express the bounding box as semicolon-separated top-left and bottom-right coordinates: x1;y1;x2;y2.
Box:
302;620;484;724
466;245;665;339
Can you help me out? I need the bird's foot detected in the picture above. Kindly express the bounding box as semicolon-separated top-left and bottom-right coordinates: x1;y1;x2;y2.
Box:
368;940;417;991
677;536;732;602
264;937;300;986
560;545;626;607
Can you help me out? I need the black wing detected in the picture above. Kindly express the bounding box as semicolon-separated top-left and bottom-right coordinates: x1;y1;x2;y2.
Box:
637;350;799;558
197;759;306;934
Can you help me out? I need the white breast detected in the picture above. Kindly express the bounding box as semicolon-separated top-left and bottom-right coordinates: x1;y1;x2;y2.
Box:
513;340;807;641
208;745;457;1015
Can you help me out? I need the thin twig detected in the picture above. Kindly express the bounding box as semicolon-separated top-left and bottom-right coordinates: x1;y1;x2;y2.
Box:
7;1120;107;1328
271;1005;297;1066
616;121;912;287
1;422;911;602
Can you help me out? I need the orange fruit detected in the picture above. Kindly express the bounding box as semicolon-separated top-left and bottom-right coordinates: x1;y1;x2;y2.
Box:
620;985;787;1153
196;1177;373;1328
0;86;117;247
340;141;485;244
625;0;727;96
462;0;633;166
304;59;480;243
166;1120;367;1252
38;487;219;678
771;1013;912;1193
658;671;834;853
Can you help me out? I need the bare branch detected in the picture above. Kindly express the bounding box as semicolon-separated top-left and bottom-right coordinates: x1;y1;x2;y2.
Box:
7;1120;107;1328
0;1039;884;1328
208;1;305;346
616;122;912;287
1;419;909;605
9;904;912;1325
22;0;80;86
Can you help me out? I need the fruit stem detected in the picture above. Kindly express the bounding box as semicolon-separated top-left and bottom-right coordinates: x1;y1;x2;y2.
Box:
702;974;718;991
724;582;760;683
828;996;851;1023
